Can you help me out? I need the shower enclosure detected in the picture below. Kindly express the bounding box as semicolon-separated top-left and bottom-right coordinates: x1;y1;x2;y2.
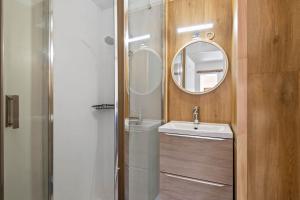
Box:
0;0;164;199
1;0;119;199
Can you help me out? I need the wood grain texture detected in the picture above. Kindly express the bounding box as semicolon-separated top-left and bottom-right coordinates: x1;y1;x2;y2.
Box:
247;0;300;199
248;73;300;200
231;0;248;199
166;0;233;123
160;133;233;185
160;172;233;200
248;0;300;74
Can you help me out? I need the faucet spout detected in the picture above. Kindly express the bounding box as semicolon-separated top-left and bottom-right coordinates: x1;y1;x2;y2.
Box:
192;106;200;129
129;111;143;125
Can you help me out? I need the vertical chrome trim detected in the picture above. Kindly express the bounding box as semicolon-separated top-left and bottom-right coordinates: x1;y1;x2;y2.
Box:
114;0;119;199
0;0;3;198
124;0;129;97
123;0;128;199
162;0;166;123
48;0;54;199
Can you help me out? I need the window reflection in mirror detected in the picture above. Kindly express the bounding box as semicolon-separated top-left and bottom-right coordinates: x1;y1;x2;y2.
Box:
172;40;228;94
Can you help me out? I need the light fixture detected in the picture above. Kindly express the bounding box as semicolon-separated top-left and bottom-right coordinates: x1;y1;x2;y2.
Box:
177;23;214;34
128;34;151;43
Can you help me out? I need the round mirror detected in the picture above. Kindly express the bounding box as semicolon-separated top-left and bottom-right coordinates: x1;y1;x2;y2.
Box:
129;47;163;95
171;40;228;95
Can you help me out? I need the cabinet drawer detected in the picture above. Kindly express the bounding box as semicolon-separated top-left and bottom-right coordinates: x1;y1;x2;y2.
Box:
160;172;233;200
160;133;233;185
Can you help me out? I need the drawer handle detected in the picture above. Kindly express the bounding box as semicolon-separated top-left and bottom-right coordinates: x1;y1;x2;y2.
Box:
164;133;225;141
163;173;225;187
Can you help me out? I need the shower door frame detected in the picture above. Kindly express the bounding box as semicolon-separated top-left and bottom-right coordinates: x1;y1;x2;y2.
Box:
0;0;3;198
48;0;54;199
116;0;126;199
115;0;122;199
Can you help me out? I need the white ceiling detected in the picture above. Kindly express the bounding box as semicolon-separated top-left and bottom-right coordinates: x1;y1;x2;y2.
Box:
186;43;224;64
129;0;162;11
91;0;162;10
15;0;161;10
92;0;114;10
173;42;225;72
16;0;44;6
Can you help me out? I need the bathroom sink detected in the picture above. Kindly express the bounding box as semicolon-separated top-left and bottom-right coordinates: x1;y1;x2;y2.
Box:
125;119;162;132
159;121;233;139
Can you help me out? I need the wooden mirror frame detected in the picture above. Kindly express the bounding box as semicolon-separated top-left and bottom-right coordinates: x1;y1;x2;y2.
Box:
171;39;229;95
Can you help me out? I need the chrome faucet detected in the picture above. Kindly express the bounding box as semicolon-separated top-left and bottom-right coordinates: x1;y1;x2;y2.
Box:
129;111;143;125
192;106;200;129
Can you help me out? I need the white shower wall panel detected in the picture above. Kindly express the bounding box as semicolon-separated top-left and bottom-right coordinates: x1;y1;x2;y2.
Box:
53;0;115;199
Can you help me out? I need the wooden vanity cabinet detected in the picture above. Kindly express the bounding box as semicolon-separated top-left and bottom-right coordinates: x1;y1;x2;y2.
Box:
160;133;233;200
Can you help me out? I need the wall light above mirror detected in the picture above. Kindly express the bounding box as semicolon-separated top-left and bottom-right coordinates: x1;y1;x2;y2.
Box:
128;34;151;43
177;23;214;34
171;39;228;95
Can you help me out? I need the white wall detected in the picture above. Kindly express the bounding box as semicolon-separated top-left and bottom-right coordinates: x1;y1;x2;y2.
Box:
185;55;196;91
53;1;115;200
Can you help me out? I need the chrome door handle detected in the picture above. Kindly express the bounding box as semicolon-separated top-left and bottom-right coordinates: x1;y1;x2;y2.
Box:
164;133;225;141
163;173;226;187
5;95;19;129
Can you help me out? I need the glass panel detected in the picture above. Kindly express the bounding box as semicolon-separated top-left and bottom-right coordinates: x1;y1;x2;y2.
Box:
126;0;164;200
2;0;50;199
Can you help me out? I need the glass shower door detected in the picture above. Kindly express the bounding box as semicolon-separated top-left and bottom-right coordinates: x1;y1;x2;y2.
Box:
2;0;50;199
125;0;164;200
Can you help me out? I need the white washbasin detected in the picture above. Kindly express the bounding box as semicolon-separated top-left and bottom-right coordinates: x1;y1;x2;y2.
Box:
125;119;162;132
159;121;233;139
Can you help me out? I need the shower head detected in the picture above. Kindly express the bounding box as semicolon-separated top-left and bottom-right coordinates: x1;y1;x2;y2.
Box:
147;0;152;9
104;36;115;46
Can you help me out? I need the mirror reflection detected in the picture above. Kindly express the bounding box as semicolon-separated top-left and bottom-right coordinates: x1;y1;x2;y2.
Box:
129;48;163;95
172;40;228;94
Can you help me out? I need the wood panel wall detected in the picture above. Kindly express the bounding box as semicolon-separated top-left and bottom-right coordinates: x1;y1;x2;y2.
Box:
166;0;233;123
232;0;248;199
247;0;300;199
